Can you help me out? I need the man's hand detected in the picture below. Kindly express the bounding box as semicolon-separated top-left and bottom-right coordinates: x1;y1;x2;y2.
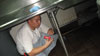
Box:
44;38;54;47
28;38;53;56
47;28;54;35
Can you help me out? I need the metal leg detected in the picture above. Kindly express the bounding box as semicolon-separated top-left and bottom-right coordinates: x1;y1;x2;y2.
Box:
47;11;69;56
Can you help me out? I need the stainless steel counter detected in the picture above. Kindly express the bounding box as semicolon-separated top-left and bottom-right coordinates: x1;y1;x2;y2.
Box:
0;0;63;30
58;0;86;9
0;0;87;31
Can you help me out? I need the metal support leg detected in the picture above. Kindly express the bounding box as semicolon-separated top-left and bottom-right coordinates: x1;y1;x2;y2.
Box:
47;11;69;56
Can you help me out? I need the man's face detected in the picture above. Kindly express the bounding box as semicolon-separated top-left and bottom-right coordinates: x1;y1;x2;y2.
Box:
30;15;41;28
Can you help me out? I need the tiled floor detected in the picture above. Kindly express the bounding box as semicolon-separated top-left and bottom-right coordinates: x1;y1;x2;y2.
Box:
49;21;100;56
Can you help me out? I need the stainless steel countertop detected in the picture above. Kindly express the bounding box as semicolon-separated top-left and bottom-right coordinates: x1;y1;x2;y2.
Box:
58;0;86;9
0;0;63;31
0;0;86;31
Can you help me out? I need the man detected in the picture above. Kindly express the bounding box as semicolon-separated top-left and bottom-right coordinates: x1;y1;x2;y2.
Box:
15;15;58;56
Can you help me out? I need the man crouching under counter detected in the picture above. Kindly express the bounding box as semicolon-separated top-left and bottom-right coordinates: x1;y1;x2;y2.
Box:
14;15;58;56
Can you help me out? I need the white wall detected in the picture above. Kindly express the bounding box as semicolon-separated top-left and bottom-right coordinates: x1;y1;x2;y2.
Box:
56;7;77;27
41;7;77;27
10;7;77;39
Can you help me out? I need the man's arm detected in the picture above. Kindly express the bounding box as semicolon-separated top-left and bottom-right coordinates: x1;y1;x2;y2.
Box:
28;38;54;56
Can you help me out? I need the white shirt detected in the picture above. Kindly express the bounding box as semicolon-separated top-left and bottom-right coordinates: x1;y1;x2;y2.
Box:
15;22;49;55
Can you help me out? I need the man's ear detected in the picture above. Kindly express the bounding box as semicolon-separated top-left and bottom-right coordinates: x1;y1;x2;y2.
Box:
27;19;32;25
28;19;31;23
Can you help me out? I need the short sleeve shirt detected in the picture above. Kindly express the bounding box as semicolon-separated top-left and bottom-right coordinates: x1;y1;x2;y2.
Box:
15;22;49;55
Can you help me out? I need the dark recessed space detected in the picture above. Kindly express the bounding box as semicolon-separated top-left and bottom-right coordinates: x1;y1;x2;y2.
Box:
49;19;100;56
